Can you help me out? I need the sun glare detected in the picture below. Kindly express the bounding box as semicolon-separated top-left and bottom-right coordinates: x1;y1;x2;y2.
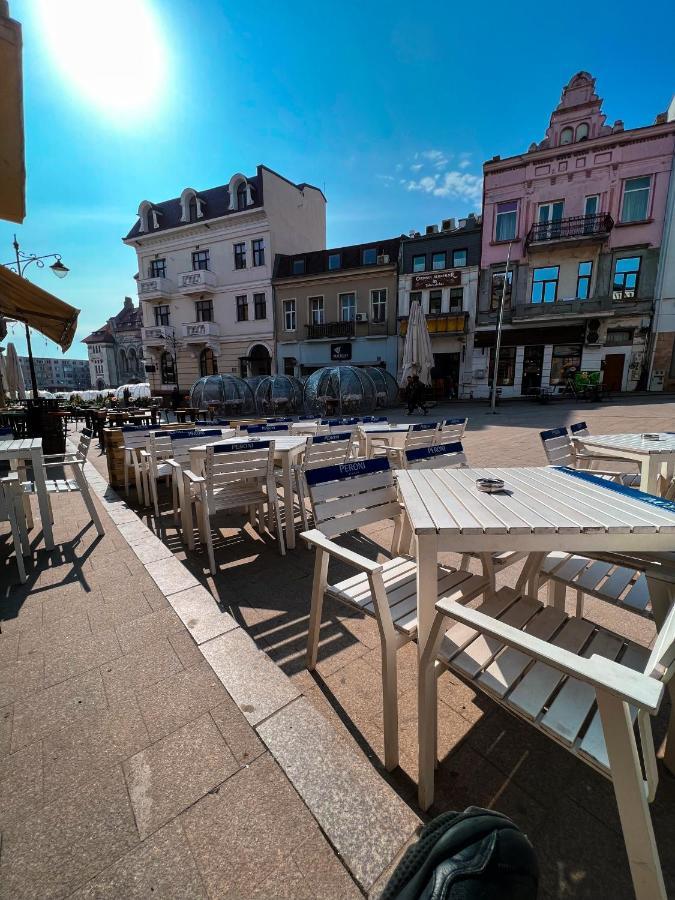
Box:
36;0;166;118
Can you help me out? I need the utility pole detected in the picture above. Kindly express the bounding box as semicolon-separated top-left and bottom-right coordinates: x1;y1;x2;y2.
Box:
490;242;512;414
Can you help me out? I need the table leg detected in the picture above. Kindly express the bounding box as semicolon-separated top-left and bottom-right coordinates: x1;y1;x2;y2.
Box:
416;532;439;810
282;452;296;550
31;448;54;550
640;456;659;495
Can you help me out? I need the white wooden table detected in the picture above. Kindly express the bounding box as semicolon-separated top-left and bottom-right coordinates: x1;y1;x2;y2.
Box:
189;434;308;549
575;433;675;495
395;465;675;805
358;423;414;456
0;438;54;549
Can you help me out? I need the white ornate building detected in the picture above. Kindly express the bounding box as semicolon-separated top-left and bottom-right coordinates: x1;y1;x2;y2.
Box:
124;166;326;394
82;296;144;389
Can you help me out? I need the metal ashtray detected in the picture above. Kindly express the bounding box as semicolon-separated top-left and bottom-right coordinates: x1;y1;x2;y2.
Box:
642;433;661;441
476;478;505;494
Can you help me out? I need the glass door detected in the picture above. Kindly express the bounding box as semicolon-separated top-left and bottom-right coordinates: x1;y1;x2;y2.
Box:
584;195;599;233
522;345;545;394
538;201;564;239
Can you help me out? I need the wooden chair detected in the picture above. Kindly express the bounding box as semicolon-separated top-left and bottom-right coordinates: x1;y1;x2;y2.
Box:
539;427;639;485
120;425;159;499
384;422;439;467
246;423;290;435
437;417;468;442
187;439;285;573
570;421;642;472
301;457;487;771
289;432;353;532
418;585;675;900
403;440;467;470
0;474;29;583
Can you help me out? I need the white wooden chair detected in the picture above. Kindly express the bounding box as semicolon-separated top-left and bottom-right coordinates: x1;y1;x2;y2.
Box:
437;417;467;442
570;421;642;472
301;457;487;771
288;432;353;532
140;428;221;518
120;425;157;499
418;584;675;900
403;440;467;471
384;422;439;467
0;474;29;583
539;427;639;485
187;439;285;573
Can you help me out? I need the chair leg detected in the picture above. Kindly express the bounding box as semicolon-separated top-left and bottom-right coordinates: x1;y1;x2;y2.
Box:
273;497;285;556
297;471;309;532
204;511;216;575
380;640;400;771
307;549;328;669
547;580;566;611
150;477;160;519
7;496;27;583
71;464;104;536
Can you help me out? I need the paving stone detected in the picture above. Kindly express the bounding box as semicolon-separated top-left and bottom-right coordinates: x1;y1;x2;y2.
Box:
0;653;44;708
0;742;43;828
0;599;43;634
180;752;317;897
87;592;154;631
115;608;184;654
257;697;421;892
136;661;229;741
210;696;266;766
292;826;362;899
17;612;93;658
167;629;204;669
132;537;173;566
101;638;184;704
0;766;139;900
145;557;200;596
68;819;207;899
169;585;239;644
44;628;122;687
248;857;313;899
11;668;108;752
116;521;152;547
201;628;300;726
40;590;105;627
0;630;20;667
0;706;12;757
42;698;151;803
123;713;238;839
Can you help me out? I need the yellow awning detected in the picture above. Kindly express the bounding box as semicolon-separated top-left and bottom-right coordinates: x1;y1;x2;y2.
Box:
0;264;80;351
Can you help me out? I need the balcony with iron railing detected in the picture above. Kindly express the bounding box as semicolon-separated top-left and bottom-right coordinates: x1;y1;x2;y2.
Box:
526;213;614;249
305;321;355;339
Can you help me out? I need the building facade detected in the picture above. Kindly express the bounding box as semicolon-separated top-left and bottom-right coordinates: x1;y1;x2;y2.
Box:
19;355;91;392
82;296;144;389
124;166;326;395
477;72;675;398
273;239;400;376
397;216;481;398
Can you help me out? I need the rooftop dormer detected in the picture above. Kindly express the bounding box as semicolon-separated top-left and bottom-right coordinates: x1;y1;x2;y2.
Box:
534;72;613;152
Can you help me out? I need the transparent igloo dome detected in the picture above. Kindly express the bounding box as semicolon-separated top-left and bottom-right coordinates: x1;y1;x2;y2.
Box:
363;367;400;407
253;375;304;415
189;374;255;416
303;366;377;417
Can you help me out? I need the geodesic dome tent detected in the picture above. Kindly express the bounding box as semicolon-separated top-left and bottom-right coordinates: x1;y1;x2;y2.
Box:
303;366;377;417
363;367;400;407
253;375;304;415
115;382;151;401
189;374;255;416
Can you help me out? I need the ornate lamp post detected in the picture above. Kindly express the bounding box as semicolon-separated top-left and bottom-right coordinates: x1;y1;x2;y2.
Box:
1;234;69;397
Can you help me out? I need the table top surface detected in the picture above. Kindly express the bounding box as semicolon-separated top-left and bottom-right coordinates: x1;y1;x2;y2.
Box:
359;423;416;433
0;438;42;453
190;434;308;453
576;433;675;454
396;465;675;536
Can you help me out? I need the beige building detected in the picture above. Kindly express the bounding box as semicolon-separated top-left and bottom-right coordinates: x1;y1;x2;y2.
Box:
273;239;401;376
124;166;326;395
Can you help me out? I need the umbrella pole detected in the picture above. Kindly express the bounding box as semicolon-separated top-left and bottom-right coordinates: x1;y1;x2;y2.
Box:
490;242;512;415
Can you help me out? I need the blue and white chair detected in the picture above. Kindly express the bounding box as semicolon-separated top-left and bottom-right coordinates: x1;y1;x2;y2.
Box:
437;417;468;442
540;426;639;485
289;432;353;531
384;422;439;467
246;423;290;435
404;440;467;470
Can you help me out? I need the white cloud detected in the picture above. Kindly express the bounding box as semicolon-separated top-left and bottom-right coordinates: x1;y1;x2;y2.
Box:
420;149;450;169
406;170;483;203
458;156;472;170
376;174;395;184
410;163;423;172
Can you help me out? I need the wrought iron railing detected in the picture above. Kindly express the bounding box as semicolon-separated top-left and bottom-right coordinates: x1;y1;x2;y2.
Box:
305;321;355;339
527;213;614;245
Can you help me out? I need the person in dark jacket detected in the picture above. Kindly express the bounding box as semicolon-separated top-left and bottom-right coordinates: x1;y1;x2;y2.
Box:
407;374;428;415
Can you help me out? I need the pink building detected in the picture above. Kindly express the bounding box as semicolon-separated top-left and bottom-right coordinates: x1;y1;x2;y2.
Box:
475;72;675;396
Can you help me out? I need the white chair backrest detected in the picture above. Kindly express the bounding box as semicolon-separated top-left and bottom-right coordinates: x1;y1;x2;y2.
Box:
437;417;467;441
304;432;352;470
75;427;94;461
121;425;156;451
204;439;274;504
404;440;467;470
569;421;589;439
540;427;575;467
404;422;439;453
246;423;290;434
305;457;400;539
168;429;225;468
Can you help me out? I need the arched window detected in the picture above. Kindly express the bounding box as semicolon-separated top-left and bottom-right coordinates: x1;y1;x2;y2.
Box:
119;349;127;374
575;122;589;142
199;347;218;377
237;182;248;211
160;352;176;384
188;195;198;222
248;344;271;377
127;348;137;374
560;127;573;145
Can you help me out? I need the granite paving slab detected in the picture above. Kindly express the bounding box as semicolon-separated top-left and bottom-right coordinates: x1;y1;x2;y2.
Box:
100;638;184;704
169;584;239;644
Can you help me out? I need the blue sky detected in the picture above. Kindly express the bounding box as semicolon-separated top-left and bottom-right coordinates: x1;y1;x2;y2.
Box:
2;0;675;358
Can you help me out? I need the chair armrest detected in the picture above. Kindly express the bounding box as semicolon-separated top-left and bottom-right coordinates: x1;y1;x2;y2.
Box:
43;457;81;468
165;459;181;471
300;528;383;573
435;598;664;712
183;470;205;485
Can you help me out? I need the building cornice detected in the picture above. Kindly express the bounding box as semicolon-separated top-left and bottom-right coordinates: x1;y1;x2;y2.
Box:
123;209;269;249
273;264;397;289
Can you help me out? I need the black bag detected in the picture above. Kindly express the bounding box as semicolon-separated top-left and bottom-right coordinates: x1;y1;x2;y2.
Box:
380;807;538;900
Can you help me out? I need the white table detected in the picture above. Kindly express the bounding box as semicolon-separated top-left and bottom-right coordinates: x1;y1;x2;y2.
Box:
358;423;413;456
189;434;308;549
396;465;675;806
0;438;54;550
575;433;675;495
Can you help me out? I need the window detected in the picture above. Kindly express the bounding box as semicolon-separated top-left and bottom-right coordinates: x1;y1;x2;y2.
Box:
584;195;599;216
199;348;218;376
371;289;387;323
531;266;559;303
149;258;166;278
236;295;248;322
195;298;213;322
560;126;573;145
449;287;463;309
192;250;209;271
409;291;422;309
490;271;513;311
576;261;593;300
432;252;446;271
253;292;266;320
236;182;247;210
412;254;426;273
621;176;651;223
234;243;246;270
328;253;341;270
154;305;170;326
489;346;516;386
550;345;582;385
452;249;467;267
292;258;305;274
252;239;265;267
575;122;589;141
495;202;517;241
339;292;356;321
160;352;175;384
283;299;296;331
309;296;324;325
606;328;634;347
188;196;198;222
613;257;641;300
362;247;377;265
429;290;442;315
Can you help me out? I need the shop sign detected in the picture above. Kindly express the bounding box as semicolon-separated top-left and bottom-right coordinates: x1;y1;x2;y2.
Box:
331;343;352;361
412;271;461;289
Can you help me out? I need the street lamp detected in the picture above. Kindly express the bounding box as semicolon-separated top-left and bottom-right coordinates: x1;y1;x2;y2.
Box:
1;234;69;397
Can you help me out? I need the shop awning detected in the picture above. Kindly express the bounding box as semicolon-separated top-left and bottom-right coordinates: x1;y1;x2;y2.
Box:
474;324;586;348
0;264;79;351
0;5;25;224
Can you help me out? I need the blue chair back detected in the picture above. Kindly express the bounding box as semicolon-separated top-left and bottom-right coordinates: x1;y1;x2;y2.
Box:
411;422;438;432
247;423;290;434
214;439;272;453
311;432;352;444
405;440;466;469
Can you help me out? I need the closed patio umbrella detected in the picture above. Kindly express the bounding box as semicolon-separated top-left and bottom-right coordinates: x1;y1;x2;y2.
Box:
399;299;434;387
5;342;25;399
